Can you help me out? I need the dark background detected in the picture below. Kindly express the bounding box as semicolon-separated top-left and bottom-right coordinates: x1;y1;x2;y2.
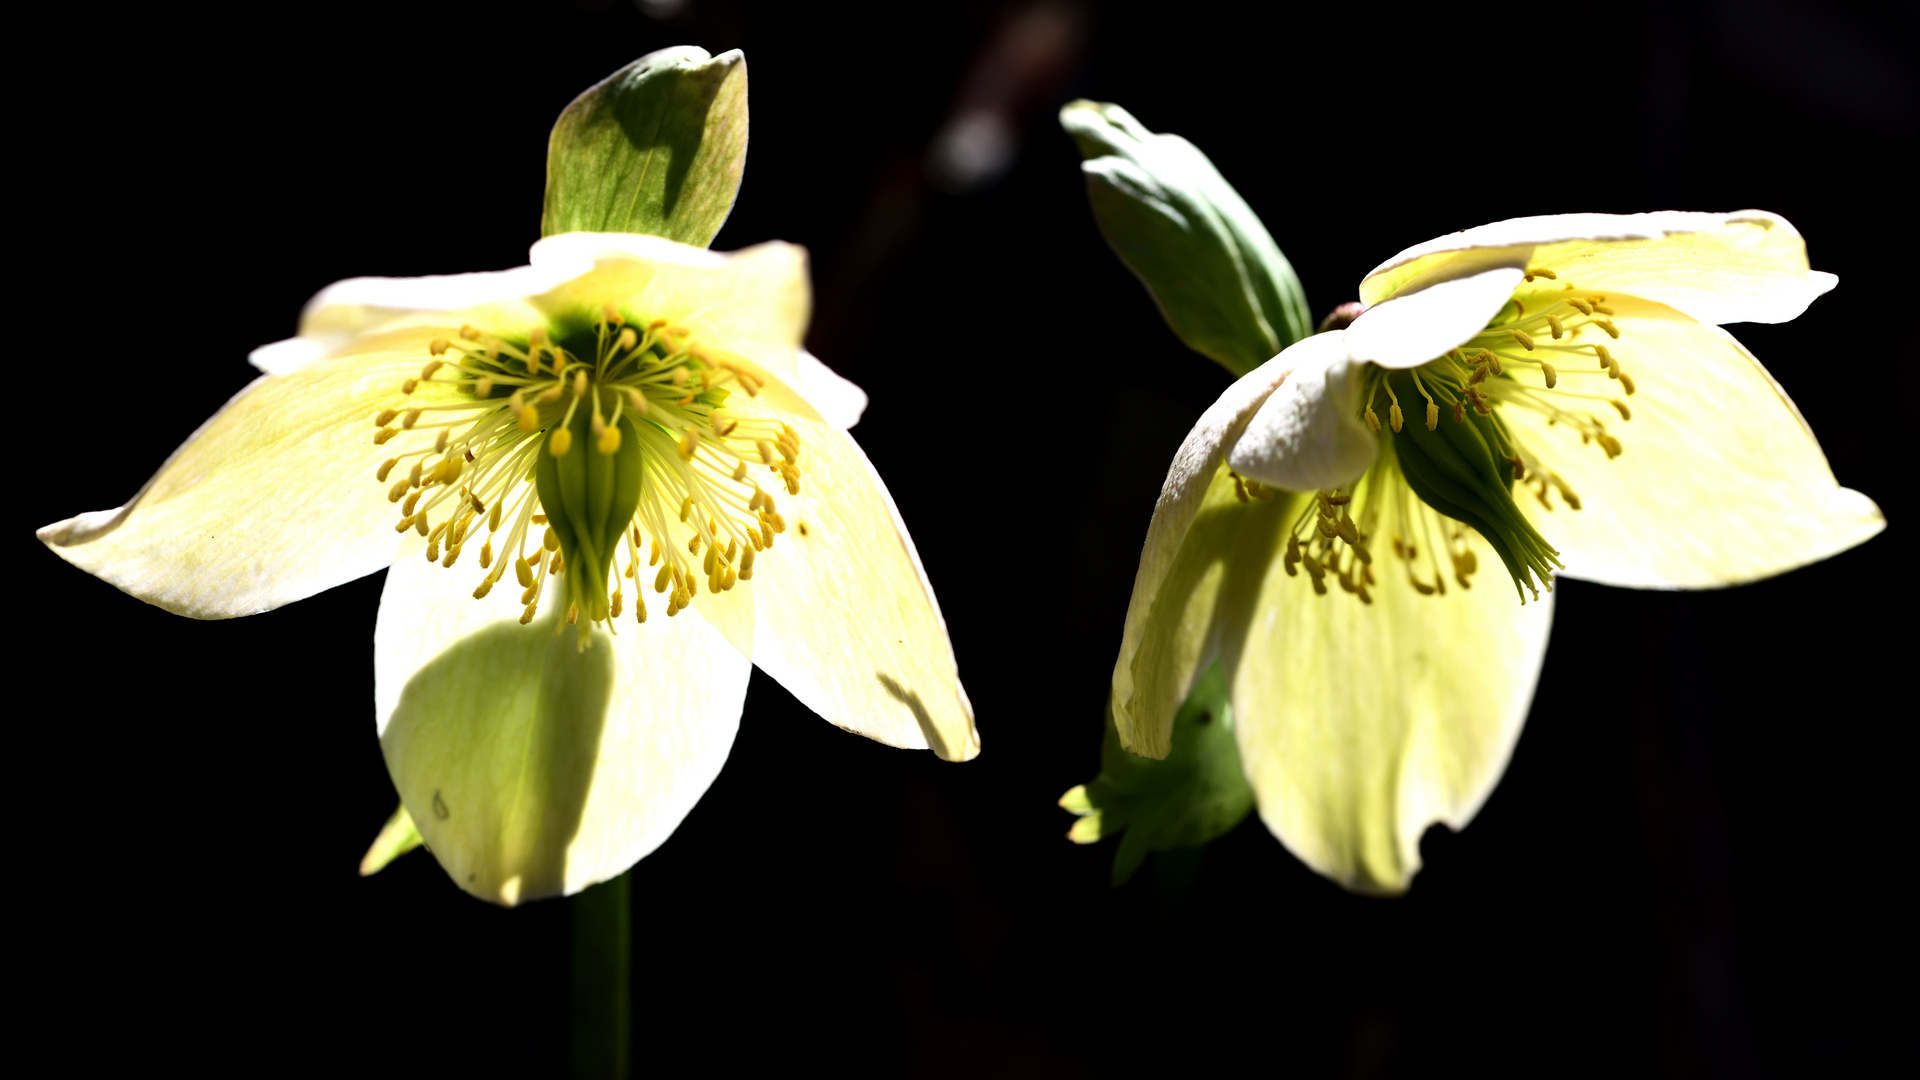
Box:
16;1;1915;1075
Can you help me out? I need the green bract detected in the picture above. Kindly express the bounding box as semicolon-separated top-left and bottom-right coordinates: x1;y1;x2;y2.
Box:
542;46;749;245
1061;100;1311;377
1059;661;1252;886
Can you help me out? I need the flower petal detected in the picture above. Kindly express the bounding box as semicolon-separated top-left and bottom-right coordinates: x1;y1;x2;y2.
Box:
37;328;460;618
1111;355;1294;757
374;534;748;906
1228;330;1377;490
1196;471;1554;894
721;392;978;761
1360;210;1829;325
1346;264;1528;368
1502;297;1883;587
530;233;810;387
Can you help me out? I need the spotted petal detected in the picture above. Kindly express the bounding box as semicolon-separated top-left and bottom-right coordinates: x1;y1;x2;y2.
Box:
1180;470;1554;894
1360;210;1831;326
1503;296;1883;587
374;534;748;906
1112;354;1294;758
37;328;461;618
724;389;977;760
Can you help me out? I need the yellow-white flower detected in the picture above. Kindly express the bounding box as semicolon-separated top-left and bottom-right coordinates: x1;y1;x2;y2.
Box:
1110;210;1881;893
39;232;977;904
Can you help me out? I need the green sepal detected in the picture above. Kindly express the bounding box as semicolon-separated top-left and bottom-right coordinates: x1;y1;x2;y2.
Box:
1060;100;1311;377
358;802;424;876
542;46;749;247
1059;660;1254;886
535;410;644;626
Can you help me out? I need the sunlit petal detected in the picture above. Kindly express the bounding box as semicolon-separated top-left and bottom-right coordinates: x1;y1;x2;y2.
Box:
1505;297;1883;586
375;535;748;905
1229;331;1376;490
1111;354;1294;757
1347;265;1527;368
38;329;458;618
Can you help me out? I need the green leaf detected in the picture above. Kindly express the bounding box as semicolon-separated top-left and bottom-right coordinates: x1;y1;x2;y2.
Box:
358;802;424;876
542;46;749;247
1061;100;1312;377
1059;660;1254;886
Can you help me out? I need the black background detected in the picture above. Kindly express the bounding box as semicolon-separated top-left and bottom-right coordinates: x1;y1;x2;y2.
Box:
16;1;1915;1075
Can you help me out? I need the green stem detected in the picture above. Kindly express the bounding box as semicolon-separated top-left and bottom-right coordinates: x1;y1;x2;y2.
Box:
570;871;631;1079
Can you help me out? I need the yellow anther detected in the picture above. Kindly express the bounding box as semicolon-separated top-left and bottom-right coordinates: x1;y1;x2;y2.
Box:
1316;516;1337;537
703;543;717;576
617;327;637;350
488;502;502;532
732;459;749;482
459;325;480;341
1591;302;1614;316
428;519;449;544
626;388;649;416
420;360;444;381
1598;434;1623;458
678;429;699;461
414;515;429;537
688;531;702;555
722;567;737;591
671;367;689;387
1410;579;1436;596
1611;400;1632;421
679;496;693;523
1596;319;1619;339
634;592;647;623
1619;372;1636;395
475;377;493;396
1389;403;1404;433
433;457;464;485
519;605;536;626
531;513;548;525
538;385;562;404
403;489;422;516
521;583;539;605
1524;267;1557;280
549;427;573;457
392;517;411;534
769;512;786;534
434;429;450;453
597;424;622;455
387;477;410;503
407;462;423;489
538;527;557;553
738;545;756;580
377;458;400;482
401;378;419;395
525;349;542;377
610;591;623;619
517;405;540;433
1337;517;1359;545
1511;329;1535;351
1546;315;1564;340
374;427;399;445
375;408;398;427
1540;362;1557;388
1567;298;1593;315
480;541;493;569
654;564;673;593
550;551;564;574
757;440;774;464
402;408;422;429
1364;407;1382;434
1425;401;1439;430
441;544;460;569
1509;456;1525;480
473;579;493;599
1452;400;1466;424
572;369;587;397
430;338;450;355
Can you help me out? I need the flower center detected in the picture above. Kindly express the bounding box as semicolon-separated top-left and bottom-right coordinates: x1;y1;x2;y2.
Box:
1282;268;1638;605
368;304;803;643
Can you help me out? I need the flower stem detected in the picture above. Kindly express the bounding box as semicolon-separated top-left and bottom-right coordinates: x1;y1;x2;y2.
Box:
570;871;631;1079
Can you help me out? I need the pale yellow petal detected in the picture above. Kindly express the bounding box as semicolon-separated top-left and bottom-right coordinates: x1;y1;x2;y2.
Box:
530;233;810;387
1196;472;1554;894
1228;331;1376;490
291;264;583;363
37;328;460;618
1503;297;1883;587
1111;354;1293;757
722;392;977;760
1346;265;1528;369
374;534;748;906
1360;210;1828;325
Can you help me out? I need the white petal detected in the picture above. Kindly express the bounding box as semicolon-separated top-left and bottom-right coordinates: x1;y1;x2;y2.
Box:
1229;330;1377;491
38;328;459;618
1220;480;1554;894
1360;210;1828;325
794;349;869;429
724;392;977;760
1110;353;1294;757
1345;265;1528;368
374;534;748;905
1502;297;1883;587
